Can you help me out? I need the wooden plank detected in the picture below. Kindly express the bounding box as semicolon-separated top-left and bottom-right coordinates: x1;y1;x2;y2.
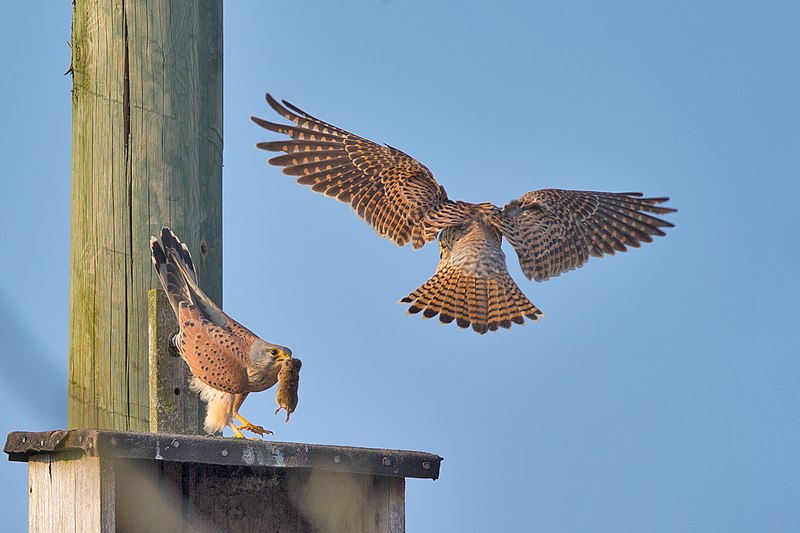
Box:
28;455;115;533
287;468;365;531
388;476;406;533
24;455;405;533
5;430;443;480
113;460;400;533
68;0;223;432
148;289;203;434
114;459;214;532
365;473;405;533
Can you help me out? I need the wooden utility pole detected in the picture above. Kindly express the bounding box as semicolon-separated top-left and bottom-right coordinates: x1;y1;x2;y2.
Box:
68;0;222;432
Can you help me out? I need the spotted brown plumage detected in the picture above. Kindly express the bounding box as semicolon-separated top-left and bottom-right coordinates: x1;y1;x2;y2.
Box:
253;95;676;334
274;358;302;422
150;227;293;438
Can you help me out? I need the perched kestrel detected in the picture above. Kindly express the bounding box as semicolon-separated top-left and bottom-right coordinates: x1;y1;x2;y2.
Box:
274;358;302;422
150;227;293;438
252;95;676;334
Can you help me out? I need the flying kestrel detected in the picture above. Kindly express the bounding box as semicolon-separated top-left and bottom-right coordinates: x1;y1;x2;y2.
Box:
150;227;293;438
252;95;676;334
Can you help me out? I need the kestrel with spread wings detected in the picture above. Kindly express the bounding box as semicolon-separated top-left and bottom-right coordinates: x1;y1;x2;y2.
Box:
151;227;293;438
252;95;676;334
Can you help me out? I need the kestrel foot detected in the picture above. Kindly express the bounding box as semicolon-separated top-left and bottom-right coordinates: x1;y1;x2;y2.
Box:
229;424;246;439
227;423;262;441
234;412;273;436
236;422;273;436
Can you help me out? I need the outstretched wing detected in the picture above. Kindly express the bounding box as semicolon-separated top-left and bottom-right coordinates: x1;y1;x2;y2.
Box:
498;189;676;282
252;94;450;248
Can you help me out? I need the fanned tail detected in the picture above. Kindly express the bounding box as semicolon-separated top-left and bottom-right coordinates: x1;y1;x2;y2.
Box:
401;265;543;334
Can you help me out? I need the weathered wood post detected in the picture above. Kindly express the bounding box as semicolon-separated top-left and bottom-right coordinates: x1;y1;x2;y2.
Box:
6;1;444;531
68;0;223;432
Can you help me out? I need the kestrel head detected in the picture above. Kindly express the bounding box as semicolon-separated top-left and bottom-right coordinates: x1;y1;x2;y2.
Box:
252;340;292;367
267;343;292;361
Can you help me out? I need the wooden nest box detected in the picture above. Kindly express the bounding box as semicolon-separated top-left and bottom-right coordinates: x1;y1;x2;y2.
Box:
5;429;441;532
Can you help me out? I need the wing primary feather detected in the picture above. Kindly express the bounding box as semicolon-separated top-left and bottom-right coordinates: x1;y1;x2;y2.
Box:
258;140;342;153
251;116;340;143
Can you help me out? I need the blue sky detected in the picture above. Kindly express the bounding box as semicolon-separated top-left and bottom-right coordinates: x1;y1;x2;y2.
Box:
2;1;799;531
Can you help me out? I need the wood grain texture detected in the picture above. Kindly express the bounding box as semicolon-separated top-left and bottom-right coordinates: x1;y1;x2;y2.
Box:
148;289;203;434
28;455;115;533
68;0;223;431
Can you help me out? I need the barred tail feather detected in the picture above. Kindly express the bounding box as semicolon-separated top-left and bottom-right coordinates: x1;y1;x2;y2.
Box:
150;227;198;317
401;266;543;334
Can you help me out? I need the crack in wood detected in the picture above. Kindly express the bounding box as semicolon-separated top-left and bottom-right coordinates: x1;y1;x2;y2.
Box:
121;0;132;430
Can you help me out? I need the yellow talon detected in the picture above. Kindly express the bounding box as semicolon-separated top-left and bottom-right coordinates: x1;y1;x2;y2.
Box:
236;423;273;436
234;413;273;436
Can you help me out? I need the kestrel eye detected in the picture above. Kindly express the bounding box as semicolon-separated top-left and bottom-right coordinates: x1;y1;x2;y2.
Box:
270;349;279;356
